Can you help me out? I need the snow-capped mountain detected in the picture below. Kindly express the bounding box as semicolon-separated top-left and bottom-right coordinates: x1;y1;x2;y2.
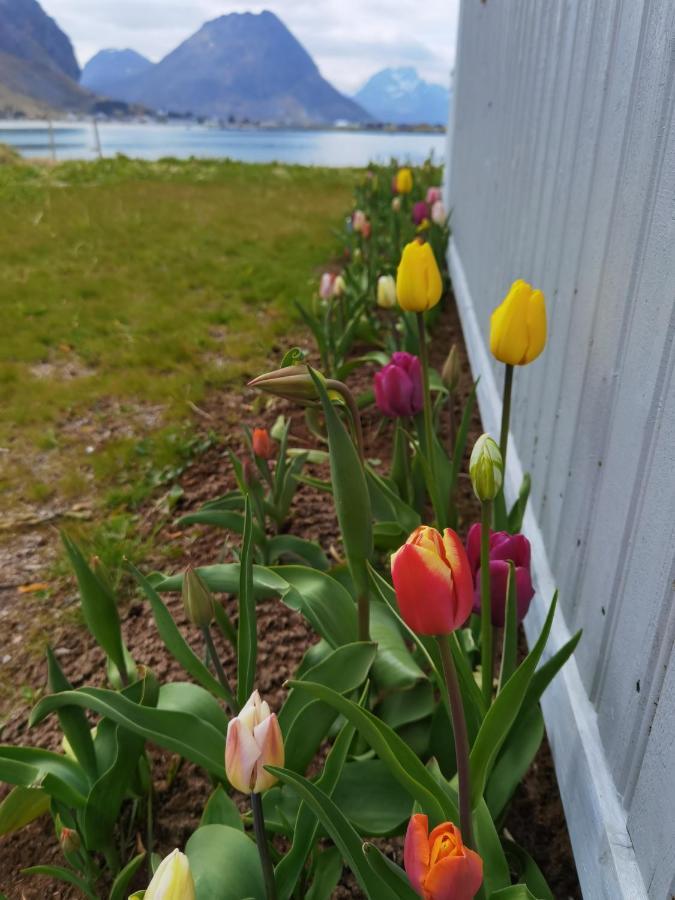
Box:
354;67;450;126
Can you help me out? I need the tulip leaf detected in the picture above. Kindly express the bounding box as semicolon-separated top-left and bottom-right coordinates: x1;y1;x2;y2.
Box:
521;629;582;716
370;600;425;690
362;843;419;899
268;767;389;899
200;785;243;831
0;786;49;836
237;497;257;708
186;824;265;900
503;839;554;900
473;797;511;893
129;564;231;703
0;746;89;798
305;847;343;900
21;865;96;899
366;467;420;534
158;682;228;734
497;563;518;693
489;887;538;899
266;534;328;570
486;705;544;822
378;681;435;730
30;688;227;780
46;645;98;783
507;473;531;535
109;852;147;900
469;594;557;809
200;490;245;512
333;759;412;835
285;680;455;824
448;380;478;519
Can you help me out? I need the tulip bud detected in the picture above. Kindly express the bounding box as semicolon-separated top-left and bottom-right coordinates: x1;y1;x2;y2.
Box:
352;209;367;233
396;167;413;194
490;279;547;366
248;365;320;404
376;274;397;310
404;814;483;900
431;199;447;225
182;565;214;628
441;344;460;392
144;849;195;900
469;434;503;502
426;186;442;205
332;274;346;297
252;427;274;460
353;247;362;262
226;690;284;793
374;352;423;418
466;523;535;626
396;239;443;313
59;826;80;855
392;196;401;213
412;201;430;226
319;271;335;300
391;526;473;635
361;220;372;240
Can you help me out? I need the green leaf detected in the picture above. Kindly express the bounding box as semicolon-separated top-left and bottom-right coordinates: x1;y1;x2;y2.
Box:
469;594;557;809
522;629;582;715
22;865;96;899
366;467;420;535
177;510;266;545
503;839;554;900
0;746;88;800
497;563;518;693
186;825;265;900
109;852;146;900
489;887;538;899
378;681;434;730
486;706;544;820
333;760;412;835
268;767;388;899
362;843;419;899
30;688;226;780
305;847;343;900
370;601;424;691
46;646;98;783
285;680;455;824
507;473;531;534
266;535;328;570
473;798;511;894
0;786;49;836
158;682;228;734
237;497;257;708
130;564;231;703
61;533;129;683
200;785;243;831
449;380;478;511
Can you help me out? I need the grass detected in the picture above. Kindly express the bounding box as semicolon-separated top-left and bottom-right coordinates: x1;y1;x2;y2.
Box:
0;155;356;512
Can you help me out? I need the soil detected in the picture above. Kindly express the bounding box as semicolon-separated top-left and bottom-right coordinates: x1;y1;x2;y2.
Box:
0;297;581;899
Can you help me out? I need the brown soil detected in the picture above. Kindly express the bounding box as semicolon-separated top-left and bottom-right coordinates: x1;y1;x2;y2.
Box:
0;298;580;899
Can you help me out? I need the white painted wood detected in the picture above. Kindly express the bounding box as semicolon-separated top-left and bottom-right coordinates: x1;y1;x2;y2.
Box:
447;1;675;896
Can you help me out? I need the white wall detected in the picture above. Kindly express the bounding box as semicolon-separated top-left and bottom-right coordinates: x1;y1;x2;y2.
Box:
446;2;675;897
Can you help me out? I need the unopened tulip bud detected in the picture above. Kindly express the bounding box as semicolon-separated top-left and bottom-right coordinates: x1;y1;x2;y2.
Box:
392;196;401;213
396;239;443;313
431;199;447;225
252;427;274;460
226;690;284;793
396;167;413;194
426;186;442;205
377;274;397;309
469;434;503;502
352;209;367;233
248;365;320;404
182;566;214;628
490;279;547;366
441;345;460;392
144;849;195;900
59;826;80;855
332;274;346;297
319;271;335;300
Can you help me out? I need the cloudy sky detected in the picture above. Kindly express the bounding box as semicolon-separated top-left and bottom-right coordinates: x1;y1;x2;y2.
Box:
39;0;459;94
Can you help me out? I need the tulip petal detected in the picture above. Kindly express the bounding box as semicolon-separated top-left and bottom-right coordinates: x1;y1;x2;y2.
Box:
225;718;261;793
145;849;196;900
420;242;443;309
423;847;483;900
490;280;531;366
252;713;284;793
524;288;547;363
441;529;475;630
404;814;430;896
465;523;482;576
391;543;456;635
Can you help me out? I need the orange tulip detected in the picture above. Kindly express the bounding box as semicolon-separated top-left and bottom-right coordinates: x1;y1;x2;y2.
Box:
252;427;274;460
404;814;483;900
391;526;473;635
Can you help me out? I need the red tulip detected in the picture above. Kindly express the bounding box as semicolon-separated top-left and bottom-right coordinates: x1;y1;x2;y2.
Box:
465;523;535;626
391;526;474;635
373;352;423;418
404;814;483;900
252;427;274;460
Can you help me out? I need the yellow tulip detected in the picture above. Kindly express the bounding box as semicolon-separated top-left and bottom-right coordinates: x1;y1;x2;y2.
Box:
396;167;413;194
144;849;195;900
396;240;443;313
490;280;547;365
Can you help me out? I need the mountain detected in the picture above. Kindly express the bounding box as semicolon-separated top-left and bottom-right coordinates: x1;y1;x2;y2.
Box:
354;67;450;126
104;11;370;124
0;0;92;113
81;49;153;95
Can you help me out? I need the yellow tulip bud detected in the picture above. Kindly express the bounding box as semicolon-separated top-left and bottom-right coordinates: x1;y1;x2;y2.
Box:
490;280;547;366
396;240;443;313
396;167;413;194
144;849;195;900
182;566;214;628
469;434;503;502
377;274;397;309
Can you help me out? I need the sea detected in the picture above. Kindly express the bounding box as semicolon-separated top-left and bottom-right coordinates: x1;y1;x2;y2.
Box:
0;120;446;168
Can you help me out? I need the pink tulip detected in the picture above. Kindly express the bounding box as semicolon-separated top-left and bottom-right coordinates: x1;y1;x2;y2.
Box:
465;524;535;626
319;272;335;299
431;200;447;225
352;209;367;233
225;690;284;793
374;351;423;418
426;186;442;205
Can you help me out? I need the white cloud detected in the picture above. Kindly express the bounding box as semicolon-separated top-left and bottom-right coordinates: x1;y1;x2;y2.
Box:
39;0;459;94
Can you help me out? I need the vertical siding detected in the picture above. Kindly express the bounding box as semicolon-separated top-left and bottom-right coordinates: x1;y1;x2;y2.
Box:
447;1;675;897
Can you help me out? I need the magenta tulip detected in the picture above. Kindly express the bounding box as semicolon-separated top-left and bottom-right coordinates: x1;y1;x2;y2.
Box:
466;524;535;627
413;201;430;226
374;352;423;418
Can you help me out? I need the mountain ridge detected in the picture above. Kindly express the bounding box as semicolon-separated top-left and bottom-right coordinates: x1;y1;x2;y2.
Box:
354;67;450;126
81;48;153;95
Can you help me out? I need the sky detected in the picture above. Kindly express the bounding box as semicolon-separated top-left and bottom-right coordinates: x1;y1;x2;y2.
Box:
39;0;459;94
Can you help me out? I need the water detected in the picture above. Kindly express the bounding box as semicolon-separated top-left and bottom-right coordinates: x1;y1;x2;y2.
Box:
0;121;446;167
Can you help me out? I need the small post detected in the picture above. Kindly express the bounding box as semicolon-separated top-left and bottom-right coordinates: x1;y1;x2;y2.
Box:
92;118;103;159
47;119;56;163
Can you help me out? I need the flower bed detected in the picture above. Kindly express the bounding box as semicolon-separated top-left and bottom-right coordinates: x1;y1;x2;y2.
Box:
0;161;580;899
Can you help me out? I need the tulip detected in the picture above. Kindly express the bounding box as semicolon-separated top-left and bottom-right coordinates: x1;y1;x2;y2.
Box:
333;273;346;297
249;365;319;404
396;239;443;313
319;271;335;300
490;279;547;366
59;826;80;855
361;219;372;239
391;526;473;635
431;200;447;225
226;690;284;794
413;201;431;226
352;209;367;233
392;195;402;212
469;434;503;502
396;167;414;194
466;523;535;626
252;427;274;460
182;565;214;628
404;814;483;900
426;186;442;205
144;849;196;900
441;344;460;392
374;351;423;418
377;274;397;310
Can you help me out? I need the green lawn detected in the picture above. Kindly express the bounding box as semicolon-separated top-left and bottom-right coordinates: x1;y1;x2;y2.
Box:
0;156;355;510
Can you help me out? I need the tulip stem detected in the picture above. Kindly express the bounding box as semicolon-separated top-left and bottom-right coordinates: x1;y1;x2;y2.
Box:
202;626;239;716
437;636;474;850
416;311;437;499
494;364;513;529
480;501;493;707
251;792;277;900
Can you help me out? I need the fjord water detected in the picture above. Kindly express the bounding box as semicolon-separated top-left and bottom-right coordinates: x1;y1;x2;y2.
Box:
0;121;445;167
